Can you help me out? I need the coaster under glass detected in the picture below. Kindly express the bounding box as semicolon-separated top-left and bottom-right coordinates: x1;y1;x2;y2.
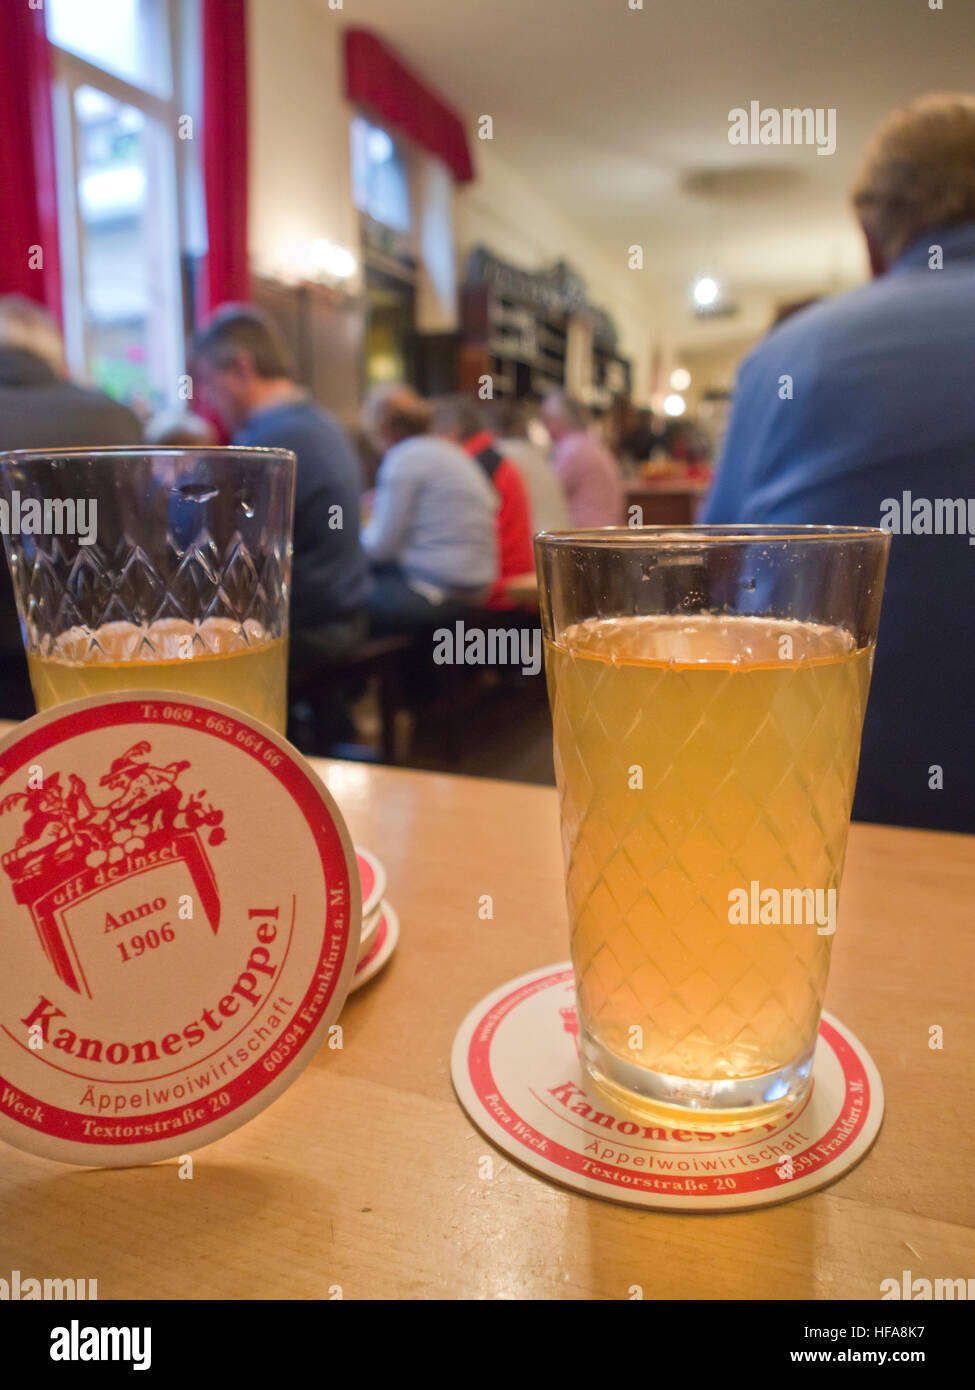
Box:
581;1026;815;1132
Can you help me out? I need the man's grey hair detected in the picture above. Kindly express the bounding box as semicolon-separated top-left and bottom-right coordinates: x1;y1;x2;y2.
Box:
852;94;975;264
192;304;295;380
361;384;433;444
541;390;588;431
430;394;486;442
0;295;67;377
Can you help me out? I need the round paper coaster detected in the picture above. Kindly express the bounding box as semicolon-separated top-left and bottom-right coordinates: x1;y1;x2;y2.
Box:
349;901;399;992
451;963;884;1211
0;693;361;1167
355;846;386;922
358;898;383;958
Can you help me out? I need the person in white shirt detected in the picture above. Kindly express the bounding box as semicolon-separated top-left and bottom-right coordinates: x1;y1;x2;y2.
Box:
488;398;570;534
361;384;498;632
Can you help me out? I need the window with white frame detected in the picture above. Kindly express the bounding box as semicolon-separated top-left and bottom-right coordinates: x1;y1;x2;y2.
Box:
46;0;196;413
350;115;412;236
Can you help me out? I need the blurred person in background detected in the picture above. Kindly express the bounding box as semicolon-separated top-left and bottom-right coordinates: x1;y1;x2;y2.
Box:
432;394;534;608
487;397;570;534
662;419;710;471
192;306;369;662
618;405;661;469
771;296;823;328
0;295;141;448
0;295;142;719
144;409;219;448
700;94;975;832
361;385;498;633
540;390;624;527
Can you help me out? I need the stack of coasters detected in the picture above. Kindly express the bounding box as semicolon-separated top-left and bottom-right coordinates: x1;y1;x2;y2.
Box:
351;846;399;991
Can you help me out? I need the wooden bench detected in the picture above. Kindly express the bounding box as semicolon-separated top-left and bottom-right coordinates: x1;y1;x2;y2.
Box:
288;633;415;764
417;602;545;763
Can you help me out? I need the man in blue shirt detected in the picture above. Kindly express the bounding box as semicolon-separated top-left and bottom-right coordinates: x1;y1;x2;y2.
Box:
192;306;370;652
701;95;975;832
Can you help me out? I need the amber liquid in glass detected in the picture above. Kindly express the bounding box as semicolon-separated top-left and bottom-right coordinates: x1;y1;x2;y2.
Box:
546;614;873;1119
28;618;288;734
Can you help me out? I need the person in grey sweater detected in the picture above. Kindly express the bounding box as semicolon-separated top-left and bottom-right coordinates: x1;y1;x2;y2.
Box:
0;296;143;718
361;385;498;633
0;296;142;451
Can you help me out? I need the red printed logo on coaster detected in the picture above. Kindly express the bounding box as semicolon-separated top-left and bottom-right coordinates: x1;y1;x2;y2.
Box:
0;694;361;1167
451;964;884;1211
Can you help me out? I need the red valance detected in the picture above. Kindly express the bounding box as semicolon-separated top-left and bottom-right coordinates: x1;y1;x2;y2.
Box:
201;0;250;316
344;29;474;184
0;5;62;318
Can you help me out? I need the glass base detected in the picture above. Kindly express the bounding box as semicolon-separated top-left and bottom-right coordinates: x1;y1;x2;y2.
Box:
581;1028;814;1131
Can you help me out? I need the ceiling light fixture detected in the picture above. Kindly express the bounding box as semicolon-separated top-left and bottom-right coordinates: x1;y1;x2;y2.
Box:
692;275;720;308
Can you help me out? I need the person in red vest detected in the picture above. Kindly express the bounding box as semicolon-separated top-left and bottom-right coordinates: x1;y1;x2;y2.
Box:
432;396;535;609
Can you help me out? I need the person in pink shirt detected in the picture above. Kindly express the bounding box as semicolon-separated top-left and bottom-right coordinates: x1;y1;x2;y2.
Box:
540;391;624;527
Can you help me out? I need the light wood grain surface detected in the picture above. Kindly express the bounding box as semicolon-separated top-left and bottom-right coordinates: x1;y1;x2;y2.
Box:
0;728;972;1300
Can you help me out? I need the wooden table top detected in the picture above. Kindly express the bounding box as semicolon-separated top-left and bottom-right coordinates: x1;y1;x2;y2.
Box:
0;733;973;1300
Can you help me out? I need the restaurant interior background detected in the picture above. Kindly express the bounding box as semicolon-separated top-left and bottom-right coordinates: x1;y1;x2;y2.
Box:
2;0;973;784
2;0;975;1323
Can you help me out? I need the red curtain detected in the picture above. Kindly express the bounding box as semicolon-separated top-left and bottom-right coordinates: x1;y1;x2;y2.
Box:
201;0;250;318
345;29;474;184
0;5;62;318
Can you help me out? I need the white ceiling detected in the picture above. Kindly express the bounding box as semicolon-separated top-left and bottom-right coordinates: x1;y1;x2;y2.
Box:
322;0;975;346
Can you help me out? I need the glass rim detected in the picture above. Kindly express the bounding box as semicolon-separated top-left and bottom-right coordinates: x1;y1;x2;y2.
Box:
535;524;890;546
0;445;297;466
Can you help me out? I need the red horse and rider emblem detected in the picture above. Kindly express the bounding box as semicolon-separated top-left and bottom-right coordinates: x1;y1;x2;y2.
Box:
1;742;225;996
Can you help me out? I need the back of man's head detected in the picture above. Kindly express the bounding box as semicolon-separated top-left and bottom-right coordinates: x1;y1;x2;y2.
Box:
541;390;587;437
361;384;433;448
486;396;529;440
430;394;486;443
853;94;975;268
192;304;295;379
0;295;67;377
